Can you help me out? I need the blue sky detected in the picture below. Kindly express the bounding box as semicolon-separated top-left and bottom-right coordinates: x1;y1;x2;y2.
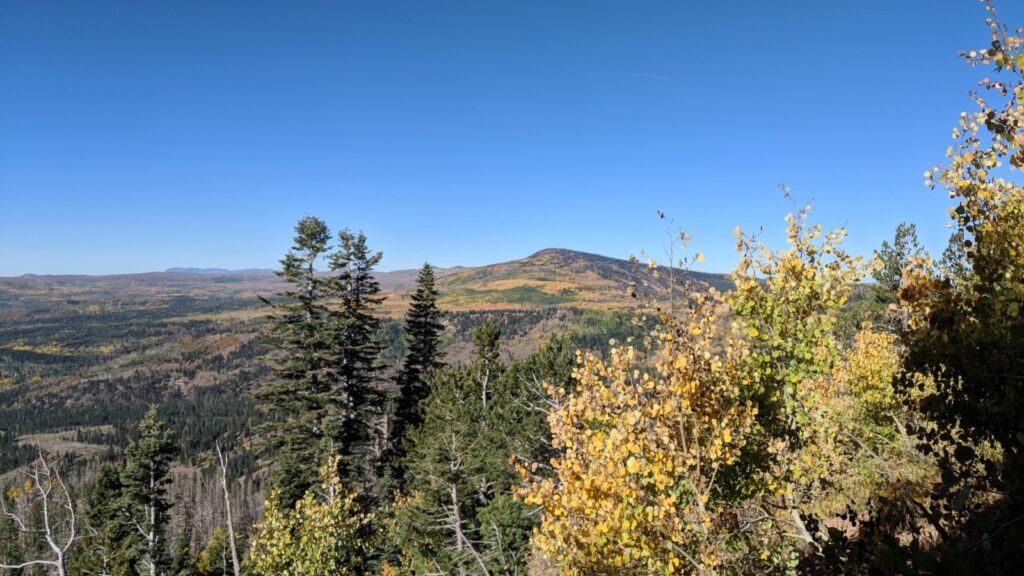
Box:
2;0;1020;275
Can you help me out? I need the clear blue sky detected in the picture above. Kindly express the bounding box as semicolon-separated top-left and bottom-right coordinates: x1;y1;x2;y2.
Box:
2;0;1020;276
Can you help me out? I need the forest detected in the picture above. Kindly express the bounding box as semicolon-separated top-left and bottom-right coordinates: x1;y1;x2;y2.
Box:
3;2;1024;575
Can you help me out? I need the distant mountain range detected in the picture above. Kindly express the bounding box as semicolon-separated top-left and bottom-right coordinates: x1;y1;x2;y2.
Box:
2;249;730;312
164;267;274;274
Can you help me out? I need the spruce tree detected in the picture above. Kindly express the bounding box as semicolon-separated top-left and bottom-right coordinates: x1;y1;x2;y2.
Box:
122;406;176;576
257;216;337;506
390;328;573;574
169;534;196;576
0;494;22;574
392;263;445;458
326;228;385;486
873;222;923;298
72;463;135;576
260;220;387;499
393;329;504;574
471;318;502;407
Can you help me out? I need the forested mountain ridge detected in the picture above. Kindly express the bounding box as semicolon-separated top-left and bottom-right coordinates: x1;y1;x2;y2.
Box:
1;247;729;314
1;247;663;567
0;249;676;464
431;247;732;310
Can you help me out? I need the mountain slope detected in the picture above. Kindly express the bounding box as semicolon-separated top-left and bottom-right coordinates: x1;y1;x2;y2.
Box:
1;249;731;315
390;248;732;311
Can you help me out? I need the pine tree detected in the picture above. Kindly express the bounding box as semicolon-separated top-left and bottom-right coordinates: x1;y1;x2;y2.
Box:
257;216;337;506
72;463;135;576
873;222;923;298
392;263;445;462
169;534;196;576
393;358;500;574
326;228;386;487
122;406;176;576
390;328;573;575
260;220;387;500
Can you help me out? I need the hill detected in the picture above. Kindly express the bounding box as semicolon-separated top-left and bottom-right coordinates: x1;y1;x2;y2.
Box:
0;247;680;478
0;247;730;424
391;248;732;311
2;249;730;315
0;248;726;556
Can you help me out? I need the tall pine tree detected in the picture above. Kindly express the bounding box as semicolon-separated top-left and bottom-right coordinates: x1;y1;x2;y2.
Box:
258;216;338;506
260;220;387;500
392;263;445;460
71;462;135;576
326;228;386;488
122;406;176;576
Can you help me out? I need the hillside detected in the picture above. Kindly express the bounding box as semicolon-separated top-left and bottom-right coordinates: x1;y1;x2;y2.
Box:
1;248;730;316
0;248;657;559
0;246;717;438
0;248;727;454
391;248;732;311
0;247;728;442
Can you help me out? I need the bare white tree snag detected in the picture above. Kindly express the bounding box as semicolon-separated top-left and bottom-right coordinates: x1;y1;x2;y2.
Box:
215;442;241;576
0;452;79;576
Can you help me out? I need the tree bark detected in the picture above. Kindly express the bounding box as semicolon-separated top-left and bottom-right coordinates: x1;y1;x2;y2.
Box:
216;442;242;576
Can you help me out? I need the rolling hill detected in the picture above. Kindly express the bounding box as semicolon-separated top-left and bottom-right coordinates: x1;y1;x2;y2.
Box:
0;247;731;544
0;248;729;443
432;248;731;310
1;248;730;315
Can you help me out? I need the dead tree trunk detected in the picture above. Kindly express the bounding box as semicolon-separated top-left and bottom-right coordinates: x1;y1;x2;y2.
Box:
216;442;242;576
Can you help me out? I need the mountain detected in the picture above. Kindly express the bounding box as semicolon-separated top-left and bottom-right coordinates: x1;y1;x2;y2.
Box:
0;247;691;553
398;248;732;311
1;249;730;317
0;247;728;497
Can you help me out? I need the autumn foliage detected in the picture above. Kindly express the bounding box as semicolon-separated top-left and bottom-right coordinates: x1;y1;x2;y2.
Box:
247;456;374;575
517;204;876;574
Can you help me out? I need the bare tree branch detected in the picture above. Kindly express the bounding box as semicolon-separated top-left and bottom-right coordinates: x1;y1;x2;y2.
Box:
0;452;79;576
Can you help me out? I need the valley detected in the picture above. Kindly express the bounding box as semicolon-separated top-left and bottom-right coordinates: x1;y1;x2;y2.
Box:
0;247;721;519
